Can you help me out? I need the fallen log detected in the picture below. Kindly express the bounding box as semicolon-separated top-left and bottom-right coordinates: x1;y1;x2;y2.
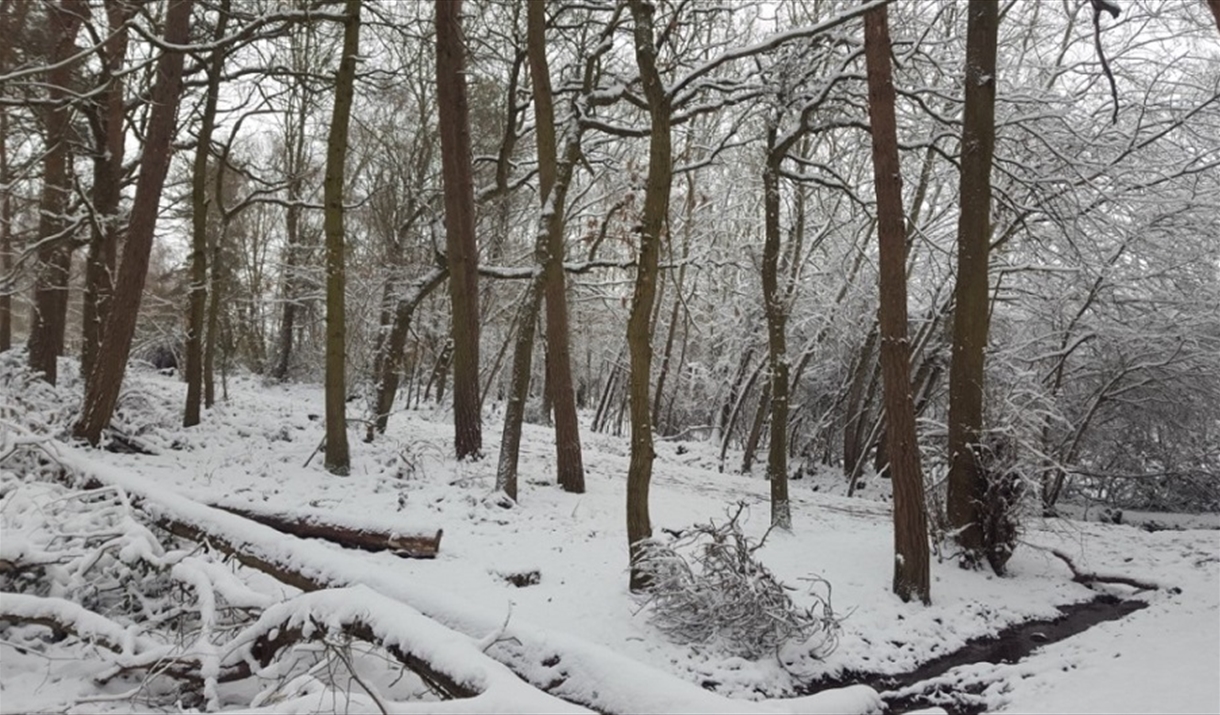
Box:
229;586;587;712
209;502;442;558
53;446;883;715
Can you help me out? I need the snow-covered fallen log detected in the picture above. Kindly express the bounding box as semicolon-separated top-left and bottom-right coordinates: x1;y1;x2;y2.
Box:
228;586;589;713
210;501;442;558
53;444;882;715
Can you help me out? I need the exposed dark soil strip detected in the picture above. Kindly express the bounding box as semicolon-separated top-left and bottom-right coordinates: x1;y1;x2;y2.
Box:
798;594;1148;715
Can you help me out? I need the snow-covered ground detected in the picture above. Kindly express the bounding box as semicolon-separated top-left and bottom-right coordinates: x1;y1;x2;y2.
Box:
2;363;1218;713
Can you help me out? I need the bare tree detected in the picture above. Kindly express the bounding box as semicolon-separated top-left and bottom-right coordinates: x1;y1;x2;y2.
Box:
80;0;137;379
323;0;361;475
436;0;482;460
625;0;672;592
863;0;931;604
945;0;999;567
184;0;231;428
27;0;88;385
75;0;195;445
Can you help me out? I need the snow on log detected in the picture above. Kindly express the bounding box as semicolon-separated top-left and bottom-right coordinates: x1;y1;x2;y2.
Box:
52;445;883;715
227;585;588;713
210;501;442;558
0;592;146;656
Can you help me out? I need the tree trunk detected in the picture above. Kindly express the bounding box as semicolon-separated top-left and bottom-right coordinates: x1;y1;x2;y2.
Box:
81;0;134;380
625;0;672;592
528;0;585;494
27;1;88;385
946;0;999;566
75;0;194;445
0;108;11;353
864;1;931;604
843;326;879;479
495;280;543;502
761;126;791;530
184;1;230;428
203;227;223;408
436;0;482;461
367;267;448;440
0;1;29;352
322;0;360;475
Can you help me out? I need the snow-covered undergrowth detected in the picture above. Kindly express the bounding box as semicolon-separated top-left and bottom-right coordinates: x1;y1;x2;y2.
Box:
2;357;1217;714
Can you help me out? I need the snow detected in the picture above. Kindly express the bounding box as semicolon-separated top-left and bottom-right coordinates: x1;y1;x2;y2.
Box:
1;365;1217;713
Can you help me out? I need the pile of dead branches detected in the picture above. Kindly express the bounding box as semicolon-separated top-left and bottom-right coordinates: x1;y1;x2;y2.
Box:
633;502;841;661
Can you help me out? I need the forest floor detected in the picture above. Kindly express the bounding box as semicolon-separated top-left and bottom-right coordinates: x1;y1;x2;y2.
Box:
2;360;1218;714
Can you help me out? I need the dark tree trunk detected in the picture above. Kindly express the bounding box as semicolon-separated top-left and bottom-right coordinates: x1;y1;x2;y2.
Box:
946;0;999;566
864;1;932;604
761;126;791;530
0;109;11;353
81;0;134;378
184;0;230;428
529;0;585;494
367;268;448;441
435;0;482;460
75;0;194;445
625;0;672;592
27;1;88;385
322;0;360;475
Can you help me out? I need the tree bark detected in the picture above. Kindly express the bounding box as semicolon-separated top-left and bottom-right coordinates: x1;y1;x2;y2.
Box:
761;126;791;530
184;1;230;428
0;108;11;353
367;267;448;440
322;0;360;475
81;0;134;380
27;0;88;385
436;0;482;460
864;1;932;604
625;0;672;592
529;0;585;494
74;0;194;445
946;0;999;566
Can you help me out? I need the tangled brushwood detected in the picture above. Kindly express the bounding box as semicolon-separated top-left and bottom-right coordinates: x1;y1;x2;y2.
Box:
633;502;841;661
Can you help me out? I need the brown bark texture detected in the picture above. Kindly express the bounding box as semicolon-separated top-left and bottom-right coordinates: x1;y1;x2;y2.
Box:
74;0;194;445
81;0;135;379
322;0;360;475
436;0;482;460
863;1;932;604
528;0;585;494
945;0;999;565
210;503;442;558
184;1;230;428
367;267;448;440
27;1;88;385
625;0;672;592
761;127;791;530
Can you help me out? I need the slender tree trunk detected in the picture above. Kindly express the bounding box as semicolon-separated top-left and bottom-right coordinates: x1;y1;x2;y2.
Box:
843;326;879;479
203;228;222;408
81;0;133;379
75;0;194;445
946;0;999;566
761;127;791;530
625;0;672;592
436;0;482;460
0;1;30;353
367;268;448;441
322;0;360;475
0;109;11;353
184;1;230;428
864;1;931;604
495;280;543;502
28;1;88;385
528;0;585;494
